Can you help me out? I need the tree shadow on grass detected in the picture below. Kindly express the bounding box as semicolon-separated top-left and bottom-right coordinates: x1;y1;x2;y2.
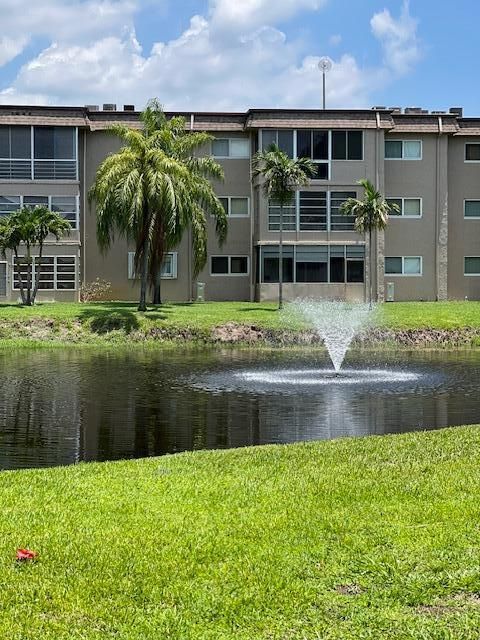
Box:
77;302;184;333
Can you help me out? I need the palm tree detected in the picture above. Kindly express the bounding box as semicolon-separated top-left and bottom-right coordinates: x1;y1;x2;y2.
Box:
89;100;227;310
340;179;398;307
0;206;71;305
253;145;316;309
141;100;227;304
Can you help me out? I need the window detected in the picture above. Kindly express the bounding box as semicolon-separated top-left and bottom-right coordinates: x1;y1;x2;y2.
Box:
128;252;177;280
465;144;480;162
210;255;249;276
0;126;31;159
219;197;249;217
261;130;294;158
0;262;5;296
299;191;327;231
268;200;296;231
465;200;480;218
13;256;76;290
0;195;20;216
0;195;79;228
386;197;422;217
385;140;422;160
34;127;75;160
211;138;250;159
260;245;365;284
385;256;422;275
297;130;329;178
465;257;480;275
330;192;356;231
332;131;363;160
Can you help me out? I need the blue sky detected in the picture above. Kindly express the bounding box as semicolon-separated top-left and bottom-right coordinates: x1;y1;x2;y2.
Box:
0;0;477;114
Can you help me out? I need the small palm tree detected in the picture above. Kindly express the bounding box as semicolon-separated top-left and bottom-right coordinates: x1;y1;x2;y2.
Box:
341;179;398;306
0;206;71;305
253;145;316;309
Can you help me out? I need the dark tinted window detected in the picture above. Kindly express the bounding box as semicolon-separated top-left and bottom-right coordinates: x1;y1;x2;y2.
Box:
332;131;347;159
296;262;328;283
0;128;8;157
277;130;294;158
466;144;480;161
313;131;328;160
347;131;363;160
347;260;364;283
314;163;329;180
231;257;248;274
330;256;345;282
211;257;229;274
296;130;311;158
34;127;75;159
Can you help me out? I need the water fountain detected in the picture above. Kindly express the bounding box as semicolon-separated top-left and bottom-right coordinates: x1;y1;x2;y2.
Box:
288;299;376;373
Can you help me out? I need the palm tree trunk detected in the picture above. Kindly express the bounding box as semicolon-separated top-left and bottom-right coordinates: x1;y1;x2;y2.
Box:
32;242;43;305
369;228;373;309
14;249;26;305
25;244;32;306
138;246;149;312
278;203;284;310
152;269;162;305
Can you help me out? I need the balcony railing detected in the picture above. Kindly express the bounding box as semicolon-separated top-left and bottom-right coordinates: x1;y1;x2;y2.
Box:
0;159;77;181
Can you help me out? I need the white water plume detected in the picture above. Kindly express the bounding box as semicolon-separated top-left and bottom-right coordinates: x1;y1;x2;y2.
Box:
288;300;377;372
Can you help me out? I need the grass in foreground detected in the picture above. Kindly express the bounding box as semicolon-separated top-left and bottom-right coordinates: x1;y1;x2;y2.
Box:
0;300;480;346
2;426;480;639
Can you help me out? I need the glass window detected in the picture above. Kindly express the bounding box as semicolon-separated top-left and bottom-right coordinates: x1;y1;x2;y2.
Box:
0;128;8;157
261;246;294;283
465;144;480;161
330;191;356;231
347;131;363;160
403;198;421;217
404;141;422;159
230;139;250;158
11;127;31;158
0;195;20;215
313;163;329;180
465;201;480;218
24;196;48;208
295;246;328;283
313;131;328;160
219;197;229;213
386;198;403;215
34;127;75;159
332;131;347;159
347;260;364;283
160;253;177;278
404;257;421;274
230;257;248;274
268;201;296;231
211;256;229;274
51;196;78;226
385;257;403;274
297;130;312;158
277;131;294;158
465;257;480;275
211;139;229;157
14;256;75;290
261;130;277;150
299;191;327;231
230;198;249;216
385;140;403;159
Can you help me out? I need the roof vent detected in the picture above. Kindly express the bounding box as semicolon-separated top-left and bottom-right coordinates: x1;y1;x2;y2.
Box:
404;107;423;114
432;110;447;115
372;105;387;110
103;103;117;111
123;104;135;112
389;106;402;113
85;104;99;111
449;107;463;117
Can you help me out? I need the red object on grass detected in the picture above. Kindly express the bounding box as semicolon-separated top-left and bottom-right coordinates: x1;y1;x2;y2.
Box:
16;549;38;561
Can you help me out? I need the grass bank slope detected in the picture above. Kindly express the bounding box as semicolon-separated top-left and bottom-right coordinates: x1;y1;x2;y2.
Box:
1;300;480;346
2;426;480;639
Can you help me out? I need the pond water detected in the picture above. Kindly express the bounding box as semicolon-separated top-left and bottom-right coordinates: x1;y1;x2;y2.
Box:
1;348;480;470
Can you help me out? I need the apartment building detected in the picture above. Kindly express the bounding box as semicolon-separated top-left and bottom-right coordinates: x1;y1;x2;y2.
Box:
0;103;479;303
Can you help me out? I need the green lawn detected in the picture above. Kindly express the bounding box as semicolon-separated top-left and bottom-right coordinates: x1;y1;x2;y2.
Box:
0;300;480;345
2;426;480;639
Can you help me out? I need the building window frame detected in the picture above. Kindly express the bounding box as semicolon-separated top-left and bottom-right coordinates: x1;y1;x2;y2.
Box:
128;251;178;280
0;194;79;229
12;255;77;291
331;130;365;161
384;256;423;276
385;139;423;161
218;196;250;217
386;197;423;218
465;143;480;163
210;255;250;277
464;200;480;219
0;260;6;297
464;256;480;276
211;138;250;159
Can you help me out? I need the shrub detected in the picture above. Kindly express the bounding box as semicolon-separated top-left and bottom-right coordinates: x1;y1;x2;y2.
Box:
80;279;113;302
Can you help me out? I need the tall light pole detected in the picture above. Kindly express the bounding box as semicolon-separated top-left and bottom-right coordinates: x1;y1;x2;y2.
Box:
318;57;333;109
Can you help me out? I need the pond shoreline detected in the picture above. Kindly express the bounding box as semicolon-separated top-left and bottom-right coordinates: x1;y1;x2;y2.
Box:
2;316;480;348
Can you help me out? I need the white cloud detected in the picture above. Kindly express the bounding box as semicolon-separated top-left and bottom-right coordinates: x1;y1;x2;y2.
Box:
371;0;421;75
0;36;29;67
0;0;422;110
329;34;342;47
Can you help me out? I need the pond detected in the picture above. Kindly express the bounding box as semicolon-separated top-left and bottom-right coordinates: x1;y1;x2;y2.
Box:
1;348;480;470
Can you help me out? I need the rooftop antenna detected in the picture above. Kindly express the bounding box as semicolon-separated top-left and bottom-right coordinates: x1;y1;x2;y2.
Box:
318;57;333;110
